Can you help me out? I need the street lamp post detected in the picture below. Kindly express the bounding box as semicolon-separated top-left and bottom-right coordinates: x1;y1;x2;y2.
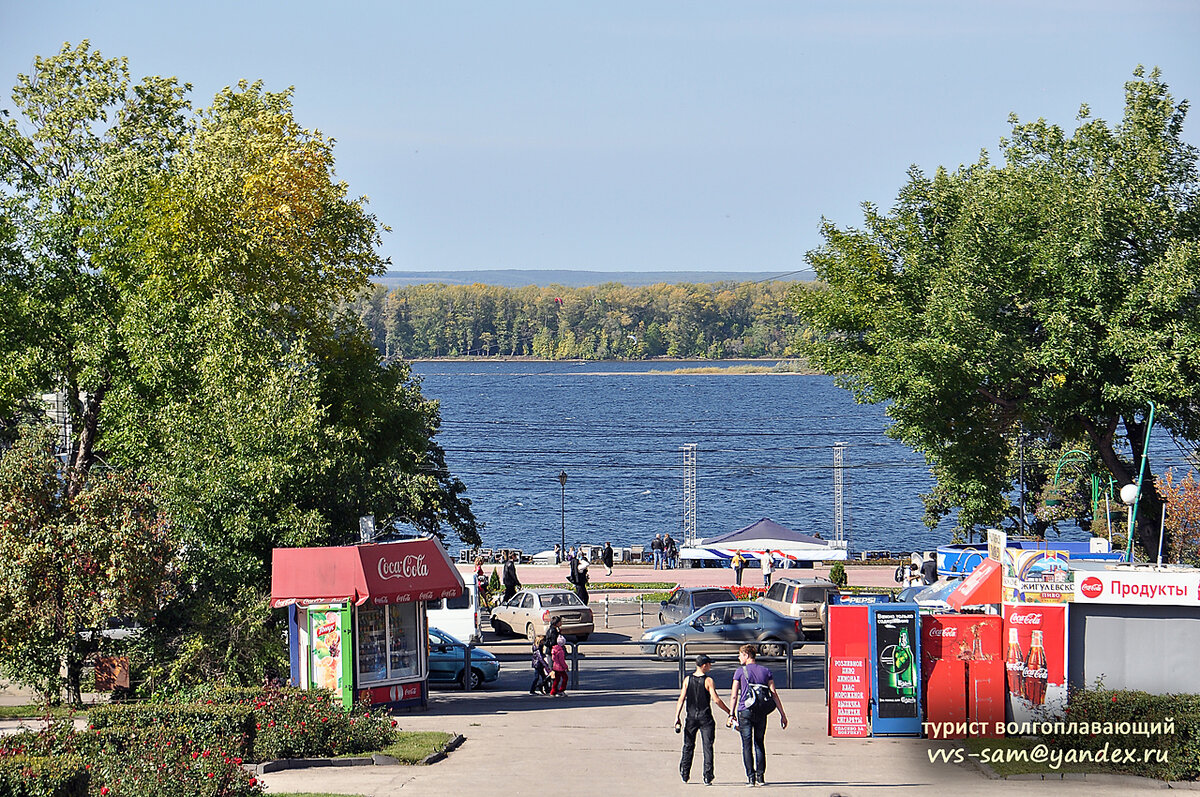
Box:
1120;483;1139;563
558;471;568;557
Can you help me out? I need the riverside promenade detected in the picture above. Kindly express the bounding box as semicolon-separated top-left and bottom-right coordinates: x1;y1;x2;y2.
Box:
260;562;1174;796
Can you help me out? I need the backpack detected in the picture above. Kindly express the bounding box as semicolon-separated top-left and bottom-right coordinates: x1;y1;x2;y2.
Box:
740;669;776;717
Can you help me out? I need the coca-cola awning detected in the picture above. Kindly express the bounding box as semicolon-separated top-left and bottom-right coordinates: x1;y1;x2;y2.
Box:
270;538;464;609
948;558;1002;611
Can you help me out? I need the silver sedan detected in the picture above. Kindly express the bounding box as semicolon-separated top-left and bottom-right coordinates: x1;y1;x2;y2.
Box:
638;601;804;660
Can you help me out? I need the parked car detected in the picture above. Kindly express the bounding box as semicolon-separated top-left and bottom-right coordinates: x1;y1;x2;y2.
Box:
758;577;839;636
657;586;736;625
427;627;500;690
639;601;803;660
426;580;482;644
490;588;594;642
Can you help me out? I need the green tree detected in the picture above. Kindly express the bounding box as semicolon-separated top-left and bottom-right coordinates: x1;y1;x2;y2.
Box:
0;425;177;705
794;68;1200;556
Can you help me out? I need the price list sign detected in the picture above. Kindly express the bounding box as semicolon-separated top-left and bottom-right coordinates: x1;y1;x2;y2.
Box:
829;657;869;737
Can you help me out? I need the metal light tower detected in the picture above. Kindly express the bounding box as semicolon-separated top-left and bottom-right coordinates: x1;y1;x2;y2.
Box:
558;471;568;554
833;442;847;543
682;444;697;545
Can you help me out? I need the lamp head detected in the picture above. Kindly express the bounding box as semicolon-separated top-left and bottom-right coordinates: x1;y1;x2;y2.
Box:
1120;483;1139;506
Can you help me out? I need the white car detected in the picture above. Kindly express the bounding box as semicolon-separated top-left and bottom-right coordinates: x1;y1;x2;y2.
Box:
490;588;594;642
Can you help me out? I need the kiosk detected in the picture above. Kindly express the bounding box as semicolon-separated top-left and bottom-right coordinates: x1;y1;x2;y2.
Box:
270;538;465;710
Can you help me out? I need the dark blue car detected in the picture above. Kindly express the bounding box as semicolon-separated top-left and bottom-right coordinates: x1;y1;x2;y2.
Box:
658;586;736;625
428;627;500;690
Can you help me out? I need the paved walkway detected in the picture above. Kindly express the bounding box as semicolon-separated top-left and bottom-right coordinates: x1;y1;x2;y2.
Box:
259;685;1172;796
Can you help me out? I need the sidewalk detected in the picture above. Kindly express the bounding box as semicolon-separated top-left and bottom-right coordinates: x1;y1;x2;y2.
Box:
259;684;1172;796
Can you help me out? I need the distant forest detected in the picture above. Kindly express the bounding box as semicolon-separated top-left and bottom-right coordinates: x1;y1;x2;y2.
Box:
345;281;812;360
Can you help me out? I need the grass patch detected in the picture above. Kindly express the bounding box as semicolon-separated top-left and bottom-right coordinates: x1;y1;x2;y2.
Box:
0;704;88;719
379;731;455;764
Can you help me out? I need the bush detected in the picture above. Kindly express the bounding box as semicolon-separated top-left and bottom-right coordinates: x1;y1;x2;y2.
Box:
829;562;847;587
198;684;398;761
0;756;88;797
89;703;256;759
1045;688;1200;781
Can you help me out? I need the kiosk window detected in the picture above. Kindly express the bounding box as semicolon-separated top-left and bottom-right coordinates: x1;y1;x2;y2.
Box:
356;603;421;684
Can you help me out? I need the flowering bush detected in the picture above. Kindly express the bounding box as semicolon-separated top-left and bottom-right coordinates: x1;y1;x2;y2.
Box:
729;586;766;601
0;754;88;797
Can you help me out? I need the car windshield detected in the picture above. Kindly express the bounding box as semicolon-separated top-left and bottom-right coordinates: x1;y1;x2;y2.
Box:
540;591;583;607
693;591;733;608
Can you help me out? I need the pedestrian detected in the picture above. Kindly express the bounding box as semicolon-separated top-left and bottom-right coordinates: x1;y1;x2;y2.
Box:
549;635;569;697
921;554;937;586
761;552;773;587
529;635;551;695
574;559;590;604
652;534;664;570
667;536;679;569
728;644;788;786
545;614;563;650
673;654;731;785
732;551;746;587
602;541;614;577
502;553;521;602
663;533;675;569
554;543;562;565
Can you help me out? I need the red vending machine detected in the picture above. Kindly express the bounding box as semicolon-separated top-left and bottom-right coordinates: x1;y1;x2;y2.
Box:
826;604;871;737
920;615;1003;739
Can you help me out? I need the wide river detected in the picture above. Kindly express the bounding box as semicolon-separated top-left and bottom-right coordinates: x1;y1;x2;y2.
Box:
410;360;1109;558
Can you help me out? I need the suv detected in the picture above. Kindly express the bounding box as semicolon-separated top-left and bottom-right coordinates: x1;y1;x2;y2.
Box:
759;577;838;637
657;586;736;625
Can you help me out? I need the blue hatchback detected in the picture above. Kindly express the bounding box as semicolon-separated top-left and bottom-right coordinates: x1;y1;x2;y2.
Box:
428;627;500;690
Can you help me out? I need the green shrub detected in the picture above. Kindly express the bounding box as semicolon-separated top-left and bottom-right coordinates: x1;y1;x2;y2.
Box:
89;703;256;759
829;562;848;587
1045;688;1200;781
0;755;88;797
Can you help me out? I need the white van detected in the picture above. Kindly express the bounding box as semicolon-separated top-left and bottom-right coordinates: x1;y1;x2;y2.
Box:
426;580;482;644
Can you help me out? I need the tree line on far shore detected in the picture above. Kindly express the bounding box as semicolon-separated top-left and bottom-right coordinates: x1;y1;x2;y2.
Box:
345;280;813;360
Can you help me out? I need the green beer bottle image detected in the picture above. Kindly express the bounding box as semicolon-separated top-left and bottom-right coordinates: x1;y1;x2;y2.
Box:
892;628;916;696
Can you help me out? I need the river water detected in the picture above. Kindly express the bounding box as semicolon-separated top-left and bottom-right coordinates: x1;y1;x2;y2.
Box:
410;360;1111;557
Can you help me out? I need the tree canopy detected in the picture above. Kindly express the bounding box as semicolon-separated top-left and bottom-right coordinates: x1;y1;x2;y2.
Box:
794;68;1200;556
0;42;479;690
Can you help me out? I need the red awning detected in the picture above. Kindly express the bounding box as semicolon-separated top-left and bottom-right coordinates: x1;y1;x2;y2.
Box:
947;558;1002;610
270;538;464;609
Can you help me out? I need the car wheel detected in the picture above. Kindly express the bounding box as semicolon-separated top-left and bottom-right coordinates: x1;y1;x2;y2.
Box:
526;623;537;642
461;668;484;690
490;619;509;636
655;641;680;660
759;640;786;658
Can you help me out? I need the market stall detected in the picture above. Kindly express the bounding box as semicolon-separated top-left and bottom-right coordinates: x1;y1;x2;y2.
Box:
270;538;465;710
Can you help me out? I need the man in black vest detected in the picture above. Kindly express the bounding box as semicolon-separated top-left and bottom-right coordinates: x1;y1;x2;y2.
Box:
502;553;521;602
673;654;731;785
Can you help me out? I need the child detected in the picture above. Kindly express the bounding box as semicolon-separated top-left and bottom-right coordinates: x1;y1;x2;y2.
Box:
549;638;568;697
529;635;551;695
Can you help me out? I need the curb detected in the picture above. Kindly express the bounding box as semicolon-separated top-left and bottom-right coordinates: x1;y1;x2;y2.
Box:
248;733;466;774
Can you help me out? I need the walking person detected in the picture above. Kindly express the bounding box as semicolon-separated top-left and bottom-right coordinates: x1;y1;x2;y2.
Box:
728;645;788;786
652;534;664;570
663;534;675;569
760;551;773;587
732;551;746;587
549;636;569;697
502;553;521;602
574;559;590;604
529;635;551;695
673;654;731;785
602;541;614;577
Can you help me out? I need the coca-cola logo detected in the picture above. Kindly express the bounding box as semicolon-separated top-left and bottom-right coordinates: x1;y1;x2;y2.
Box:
418;591;435;601
1010;613;1042;625
1080;577;1103;599
928;628;957;637
377;554;429;581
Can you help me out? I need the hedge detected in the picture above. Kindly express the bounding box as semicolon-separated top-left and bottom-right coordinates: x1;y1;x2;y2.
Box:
0;756;87;797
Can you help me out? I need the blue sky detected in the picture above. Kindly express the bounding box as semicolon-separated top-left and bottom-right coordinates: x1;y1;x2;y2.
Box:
2;1;1198;274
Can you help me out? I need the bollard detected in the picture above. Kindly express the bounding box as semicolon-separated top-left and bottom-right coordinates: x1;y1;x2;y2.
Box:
463;643;473;691
640;596;645;629
570;642;579;689
604;595;609;629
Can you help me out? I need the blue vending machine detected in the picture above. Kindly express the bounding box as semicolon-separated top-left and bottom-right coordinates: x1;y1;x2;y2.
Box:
868;603;923;736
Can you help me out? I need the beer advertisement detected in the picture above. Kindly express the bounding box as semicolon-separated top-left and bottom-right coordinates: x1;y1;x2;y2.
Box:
1002;549;1074;604
872;609;920;720
1002;603;1068;722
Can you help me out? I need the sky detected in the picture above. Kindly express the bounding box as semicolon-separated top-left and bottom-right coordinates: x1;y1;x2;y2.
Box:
2;1;1198;275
